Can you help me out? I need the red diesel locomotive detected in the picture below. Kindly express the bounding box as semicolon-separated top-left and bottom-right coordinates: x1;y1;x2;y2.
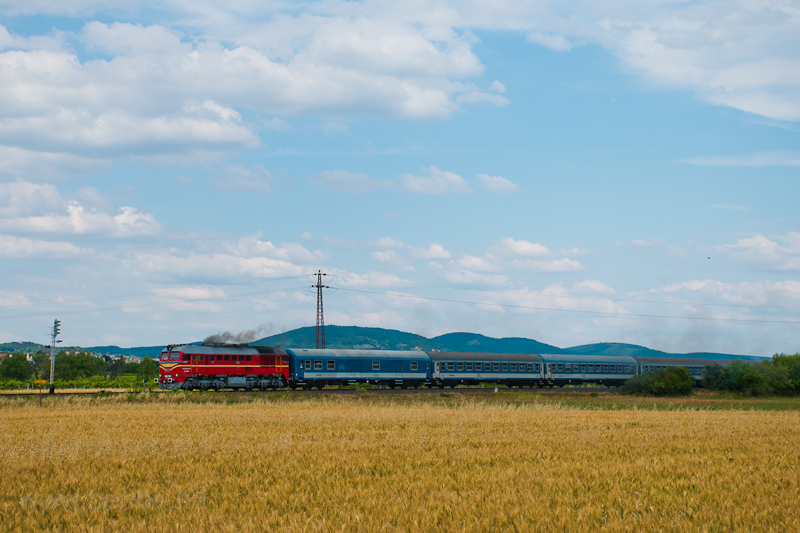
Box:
158;343;289;390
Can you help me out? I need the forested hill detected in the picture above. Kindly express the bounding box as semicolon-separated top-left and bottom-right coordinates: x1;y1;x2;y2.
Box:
2;325;762;360
252;326;761;360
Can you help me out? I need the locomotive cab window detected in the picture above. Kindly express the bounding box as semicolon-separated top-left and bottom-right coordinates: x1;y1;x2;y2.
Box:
169;352;180;361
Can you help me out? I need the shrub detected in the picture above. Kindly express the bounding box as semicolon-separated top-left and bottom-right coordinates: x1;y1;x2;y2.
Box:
621;367;694;396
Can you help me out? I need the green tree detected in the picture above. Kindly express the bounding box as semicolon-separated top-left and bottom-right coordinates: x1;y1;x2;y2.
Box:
0;353;33;380
54;352;104;380
726;360;767;393
30;351;51;380
104;356;126;380
703;363;727;390
772;353;800;392
137;357;159;382
622;366;695;396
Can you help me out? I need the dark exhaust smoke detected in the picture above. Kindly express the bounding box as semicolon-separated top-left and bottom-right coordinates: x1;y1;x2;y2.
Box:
204;323;273;344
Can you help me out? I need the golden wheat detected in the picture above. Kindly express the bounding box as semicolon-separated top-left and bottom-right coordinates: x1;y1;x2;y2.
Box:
1;394;798;532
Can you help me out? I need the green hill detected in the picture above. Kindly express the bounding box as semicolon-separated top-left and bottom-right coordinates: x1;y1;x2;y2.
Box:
429;332;562;353
251;326;434;351
252;326;760;359
4;326;762;360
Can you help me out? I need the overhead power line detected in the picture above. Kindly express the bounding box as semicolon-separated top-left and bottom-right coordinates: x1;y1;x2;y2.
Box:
355;276;800;311
336;287;800;325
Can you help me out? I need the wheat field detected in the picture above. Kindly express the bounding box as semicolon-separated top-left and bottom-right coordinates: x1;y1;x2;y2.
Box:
1;393;798;532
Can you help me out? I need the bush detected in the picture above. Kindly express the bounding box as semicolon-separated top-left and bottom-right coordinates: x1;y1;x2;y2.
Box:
703;360;791;396
0;354;32;380
620;374;652;395
621;366;695;396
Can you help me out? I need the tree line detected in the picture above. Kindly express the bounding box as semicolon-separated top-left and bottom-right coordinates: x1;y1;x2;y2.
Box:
621;353;800;396
0;351;159;384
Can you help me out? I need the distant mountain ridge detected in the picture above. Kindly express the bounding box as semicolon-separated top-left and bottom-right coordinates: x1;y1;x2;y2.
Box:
252;326;763;360
2;326;765;360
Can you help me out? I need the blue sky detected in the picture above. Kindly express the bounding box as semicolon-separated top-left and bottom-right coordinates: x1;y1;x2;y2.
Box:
0;1;798;355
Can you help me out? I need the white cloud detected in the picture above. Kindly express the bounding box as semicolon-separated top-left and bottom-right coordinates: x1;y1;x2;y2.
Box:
409;243;451;260
209;164;273;194
0;233;83;257
477;173;519;193
371;250;406;265
527;32;575;52
495;237;549;257
573;279;615;294
401;166;473;195
0;180;160;236
373;237;405;249
716;233;800;271
0;146;111;178
309;170;392;193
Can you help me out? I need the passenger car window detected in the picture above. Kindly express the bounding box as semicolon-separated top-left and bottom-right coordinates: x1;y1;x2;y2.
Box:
466;363;473;371
314;361;322;370
327;360;335;370
372;361;380;371
410;361;418;371
457;362;463;371
493;363;500;371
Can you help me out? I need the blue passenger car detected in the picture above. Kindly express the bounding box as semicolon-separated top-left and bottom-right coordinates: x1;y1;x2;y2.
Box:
427;352;545;388
285;348;430;389
539;354;638;386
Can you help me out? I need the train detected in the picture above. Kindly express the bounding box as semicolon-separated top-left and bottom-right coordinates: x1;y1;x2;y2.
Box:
157;343;737;391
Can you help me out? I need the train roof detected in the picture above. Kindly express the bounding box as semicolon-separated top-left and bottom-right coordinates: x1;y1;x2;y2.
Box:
163;343;286;355
425;352;543;362
539;353;639;364
633;357;755;366
286;348;428;359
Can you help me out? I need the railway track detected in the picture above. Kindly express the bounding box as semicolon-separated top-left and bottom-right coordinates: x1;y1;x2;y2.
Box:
1;386;619;397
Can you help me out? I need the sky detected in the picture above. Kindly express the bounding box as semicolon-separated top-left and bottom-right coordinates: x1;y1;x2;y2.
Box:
0;1;798;356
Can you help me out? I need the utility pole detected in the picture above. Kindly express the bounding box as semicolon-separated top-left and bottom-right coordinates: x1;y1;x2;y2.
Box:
313;271;330;349
49;319;61;394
